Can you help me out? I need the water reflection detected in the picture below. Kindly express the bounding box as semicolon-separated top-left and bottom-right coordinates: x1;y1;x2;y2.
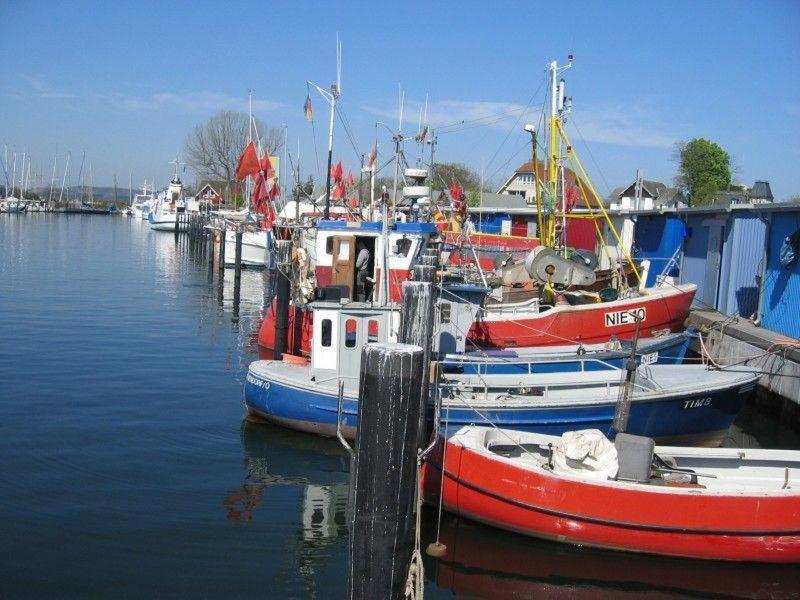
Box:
231;419;349;534
423;511;800;599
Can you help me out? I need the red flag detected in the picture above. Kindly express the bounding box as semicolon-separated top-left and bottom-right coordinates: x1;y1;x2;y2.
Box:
330;160;343;182
303;94;313;121
449;179;464;203
332;182;345;200
268;182;280;201
236;141;260;180
344;170;354;187
415;126;428;143
368;143;377;167
348;195;358;209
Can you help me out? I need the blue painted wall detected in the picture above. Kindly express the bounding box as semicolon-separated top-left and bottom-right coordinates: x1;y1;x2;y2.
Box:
717;214;766;318
680;214;714;307
761;212;800;339
634;215;686;287
470;212;510;234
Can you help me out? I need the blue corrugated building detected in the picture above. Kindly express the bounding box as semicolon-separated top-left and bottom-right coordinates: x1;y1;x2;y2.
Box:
760;209;800;339
626;204;800;339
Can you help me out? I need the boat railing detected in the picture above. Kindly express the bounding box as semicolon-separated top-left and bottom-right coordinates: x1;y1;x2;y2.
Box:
441;373;654;404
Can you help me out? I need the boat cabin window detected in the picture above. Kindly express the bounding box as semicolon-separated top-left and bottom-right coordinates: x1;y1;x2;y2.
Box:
367;319;379;343
338;239;351;260
321;319;332;347
393;237;413;257
345;319;357;348
440;303;451;324
326;237;334;255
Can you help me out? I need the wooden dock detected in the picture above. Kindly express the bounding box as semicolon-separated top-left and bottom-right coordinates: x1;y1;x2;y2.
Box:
689;309;800;425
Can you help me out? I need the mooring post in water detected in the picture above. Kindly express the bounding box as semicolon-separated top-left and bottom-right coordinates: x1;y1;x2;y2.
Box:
413;263;436;284
348;342;425;600
174;212;180;235
206;230;215;281
218;227;226;274
399;279;436;445
273;239;292;360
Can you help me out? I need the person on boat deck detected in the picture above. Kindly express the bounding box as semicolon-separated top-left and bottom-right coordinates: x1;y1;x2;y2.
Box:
355;241;373;301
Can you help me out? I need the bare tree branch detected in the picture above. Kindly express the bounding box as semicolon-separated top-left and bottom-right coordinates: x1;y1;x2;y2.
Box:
184;110;283;202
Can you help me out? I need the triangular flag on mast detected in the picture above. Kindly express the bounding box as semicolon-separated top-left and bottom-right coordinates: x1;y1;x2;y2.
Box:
304;94;313;121
235;141;260;180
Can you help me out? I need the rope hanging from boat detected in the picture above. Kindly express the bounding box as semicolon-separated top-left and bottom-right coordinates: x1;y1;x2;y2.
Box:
403;453;425;600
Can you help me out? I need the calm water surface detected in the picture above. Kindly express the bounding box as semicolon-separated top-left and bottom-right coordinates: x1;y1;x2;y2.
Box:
1;215;798;599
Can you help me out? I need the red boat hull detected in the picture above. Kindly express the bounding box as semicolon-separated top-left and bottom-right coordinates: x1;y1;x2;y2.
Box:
423;439;800;563
468;285;696;348
257;300;313;356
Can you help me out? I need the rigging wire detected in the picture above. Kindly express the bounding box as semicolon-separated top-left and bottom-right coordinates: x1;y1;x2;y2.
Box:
483;74;548;174
569;114;613;198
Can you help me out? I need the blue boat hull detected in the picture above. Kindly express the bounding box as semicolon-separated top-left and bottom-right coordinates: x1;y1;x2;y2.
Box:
244;368;754;445
442;333;693;375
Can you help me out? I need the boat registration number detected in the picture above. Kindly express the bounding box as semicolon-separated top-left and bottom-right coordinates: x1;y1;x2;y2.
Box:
604;307;646;327
682;397;712;409
246;373;271;390
640;352;658;365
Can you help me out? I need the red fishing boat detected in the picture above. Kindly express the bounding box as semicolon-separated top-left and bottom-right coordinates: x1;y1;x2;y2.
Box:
423;426;800;563
468;283;696;347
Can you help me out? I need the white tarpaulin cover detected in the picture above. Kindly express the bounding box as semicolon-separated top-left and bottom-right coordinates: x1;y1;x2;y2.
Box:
553;429;619;480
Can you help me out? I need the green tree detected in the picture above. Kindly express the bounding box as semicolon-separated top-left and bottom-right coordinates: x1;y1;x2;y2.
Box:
676;138;732;206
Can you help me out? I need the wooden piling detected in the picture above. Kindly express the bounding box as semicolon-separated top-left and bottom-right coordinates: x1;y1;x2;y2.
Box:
174;212;180;234
273;239;292;360
399;280;437;445
207;230;214;267
348;342;425;600
218;227;226;273
234;229;243;284
413;264;436;283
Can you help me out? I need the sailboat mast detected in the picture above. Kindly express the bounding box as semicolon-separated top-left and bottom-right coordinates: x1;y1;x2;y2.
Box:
11;151;17;197
49;153;58;205
58;152;70;204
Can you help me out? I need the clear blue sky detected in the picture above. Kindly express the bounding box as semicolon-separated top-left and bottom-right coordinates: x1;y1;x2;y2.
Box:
2;0;799;199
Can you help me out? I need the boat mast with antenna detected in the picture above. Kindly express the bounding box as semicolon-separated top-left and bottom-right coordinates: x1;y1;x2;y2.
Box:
308;34;341;220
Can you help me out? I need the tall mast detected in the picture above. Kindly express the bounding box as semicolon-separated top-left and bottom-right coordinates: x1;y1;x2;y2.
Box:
58;152;70;205
247;88;253;212
11;151;17;197
322;35;341;220
546;57;572;249
49;153;58;204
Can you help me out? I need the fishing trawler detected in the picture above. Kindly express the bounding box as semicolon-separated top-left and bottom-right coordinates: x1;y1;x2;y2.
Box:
245;284;756;444
148;161;187;231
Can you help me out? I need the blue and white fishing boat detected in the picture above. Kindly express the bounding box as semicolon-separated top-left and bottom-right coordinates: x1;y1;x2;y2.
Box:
441;330;695;375
244;292;758;444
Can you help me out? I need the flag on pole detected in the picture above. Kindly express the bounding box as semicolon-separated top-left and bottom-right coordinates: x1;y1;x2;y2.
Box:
235;141;260;180
415;126;428;143
330;160;343;182
368;143;377;167
344;170;354;187
304;94;313;121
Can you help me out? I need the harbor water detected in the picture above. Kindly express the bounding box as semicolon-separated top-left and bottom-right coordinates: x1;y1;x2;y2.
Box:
1;214;799;598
